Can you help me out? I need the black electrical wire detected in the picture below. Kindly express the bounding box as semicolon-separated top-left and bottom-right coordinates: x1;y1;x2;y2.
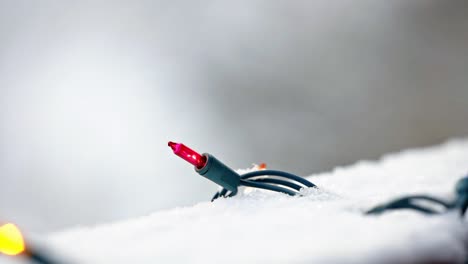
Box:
240;179;298;196
252;178;304;191
211;170;317;201
365;196;449;215
241;170;316;188
28;250;57;264
366;176;468;217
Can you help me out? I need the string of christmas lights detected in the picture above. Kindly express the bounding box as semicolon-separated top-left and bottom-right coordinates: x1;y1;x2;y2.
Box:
1;141;466;264
168;141;317;200
168;141;468;218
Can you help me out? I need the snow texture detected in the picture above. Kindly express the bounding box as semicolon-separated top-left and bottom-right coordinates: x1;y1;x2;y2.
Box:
45;139;468;263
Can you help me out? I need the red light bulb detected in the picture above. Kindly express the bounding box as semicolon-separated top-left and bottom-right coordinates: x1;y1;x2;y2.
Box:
168;141;207;169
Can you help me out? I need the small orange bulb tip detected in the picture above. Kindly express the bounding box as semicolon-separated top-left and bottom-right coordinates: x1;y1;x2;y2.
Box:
0;223;25;256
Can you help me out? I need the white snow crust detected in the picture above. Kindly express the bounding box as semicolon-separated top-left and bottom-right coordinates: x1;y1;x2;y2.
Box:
46;139;468;263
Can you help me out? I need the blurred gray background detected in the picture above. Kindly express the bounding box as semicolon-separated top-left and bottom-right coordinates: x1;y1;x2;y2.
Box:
1;0;467;233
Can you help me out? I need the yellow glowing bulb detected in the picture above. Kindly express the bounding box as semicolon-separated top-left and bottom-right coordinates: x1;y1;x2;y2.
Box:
0;223;25;256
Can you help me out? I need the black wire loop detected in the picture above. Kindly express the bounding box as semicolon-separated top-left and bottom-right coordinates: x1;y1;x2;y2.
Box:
366;176;468;217
211;170;317;201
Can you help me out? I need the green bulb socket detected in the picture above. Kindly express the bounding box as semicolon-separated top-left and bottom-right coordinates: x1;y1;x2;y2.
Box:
195;153;240;192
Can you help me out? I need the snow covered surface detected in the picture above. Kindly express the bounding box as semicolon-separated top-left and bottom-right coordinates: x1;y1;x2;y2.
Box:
44;139;468;263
